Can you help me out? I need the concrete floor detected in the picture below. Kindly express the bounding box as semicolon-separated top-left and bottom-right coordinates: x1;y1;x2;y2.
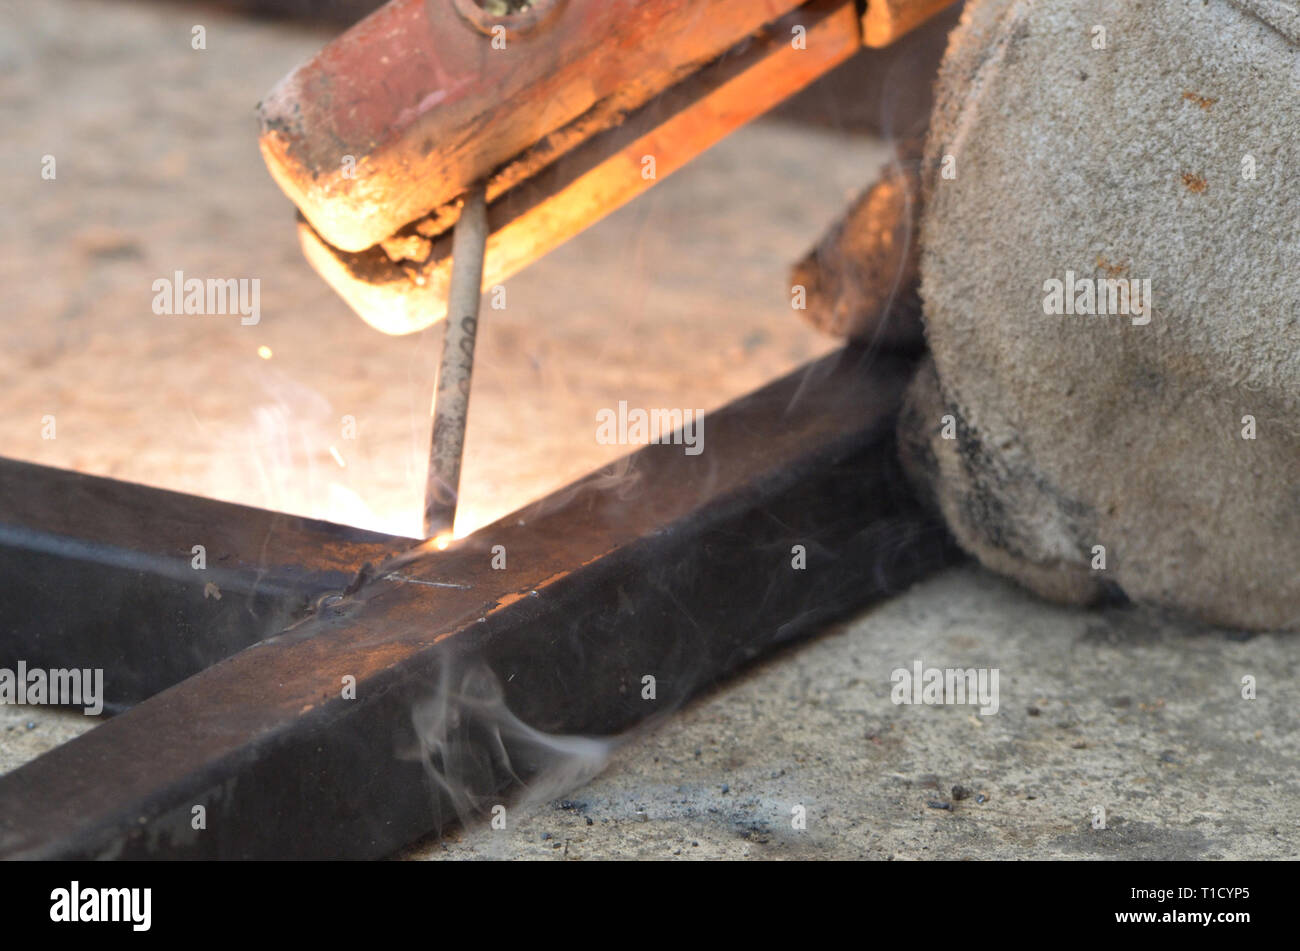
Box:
8;562;1296;860
403;565;1298;861
2;1;1296;861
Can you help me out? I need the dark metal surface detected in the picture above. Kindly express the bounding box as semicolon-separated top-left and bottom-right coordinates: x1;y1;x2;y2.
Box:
0;348;960;859
0;459;411;708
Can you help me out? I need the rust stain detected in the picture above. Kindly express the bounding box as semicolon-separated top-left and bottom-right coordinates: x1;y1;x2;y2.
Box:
1181;172;1208;193
1182;91;1217;110
494;589;536;610
1095;255;1129;277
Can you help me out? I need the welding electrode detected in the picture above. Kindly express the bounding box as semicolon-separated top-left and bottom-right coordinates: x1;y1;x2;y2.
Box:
423;184;488;540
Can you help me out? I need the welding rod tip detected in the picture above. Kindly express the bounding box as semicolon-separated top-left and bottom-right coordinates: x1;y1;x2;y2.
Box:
424;184;488;540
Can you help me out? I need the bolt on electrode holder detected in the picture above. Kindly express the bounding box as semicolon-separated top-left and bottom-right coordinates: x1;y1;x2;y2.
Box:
451;0;565;37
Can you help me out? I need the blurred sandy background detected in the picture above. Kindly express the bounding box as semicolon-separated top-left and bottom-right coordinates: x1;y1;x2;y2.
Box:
0;0;891;540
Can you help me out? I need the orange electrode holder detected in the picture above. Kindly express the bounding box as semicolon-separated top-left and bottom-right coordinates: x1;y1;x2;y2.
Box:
257;0;957;334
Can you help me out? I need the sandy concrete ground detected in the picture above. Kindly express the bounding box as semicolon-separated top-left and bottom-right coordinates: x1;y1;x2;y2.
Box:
2;0;1296;861
407;566;1299;861
0;0;848;539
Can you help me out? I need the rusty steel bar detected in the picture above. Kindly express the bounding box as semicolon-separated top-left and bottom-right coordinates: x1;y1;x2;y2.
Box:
0;458;410;709
0;348;960;859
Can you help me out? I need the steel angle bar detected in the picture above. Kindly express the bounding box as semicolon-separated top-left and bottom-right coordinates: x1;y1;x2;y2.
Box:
0;348;960;859
0;458;411;709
